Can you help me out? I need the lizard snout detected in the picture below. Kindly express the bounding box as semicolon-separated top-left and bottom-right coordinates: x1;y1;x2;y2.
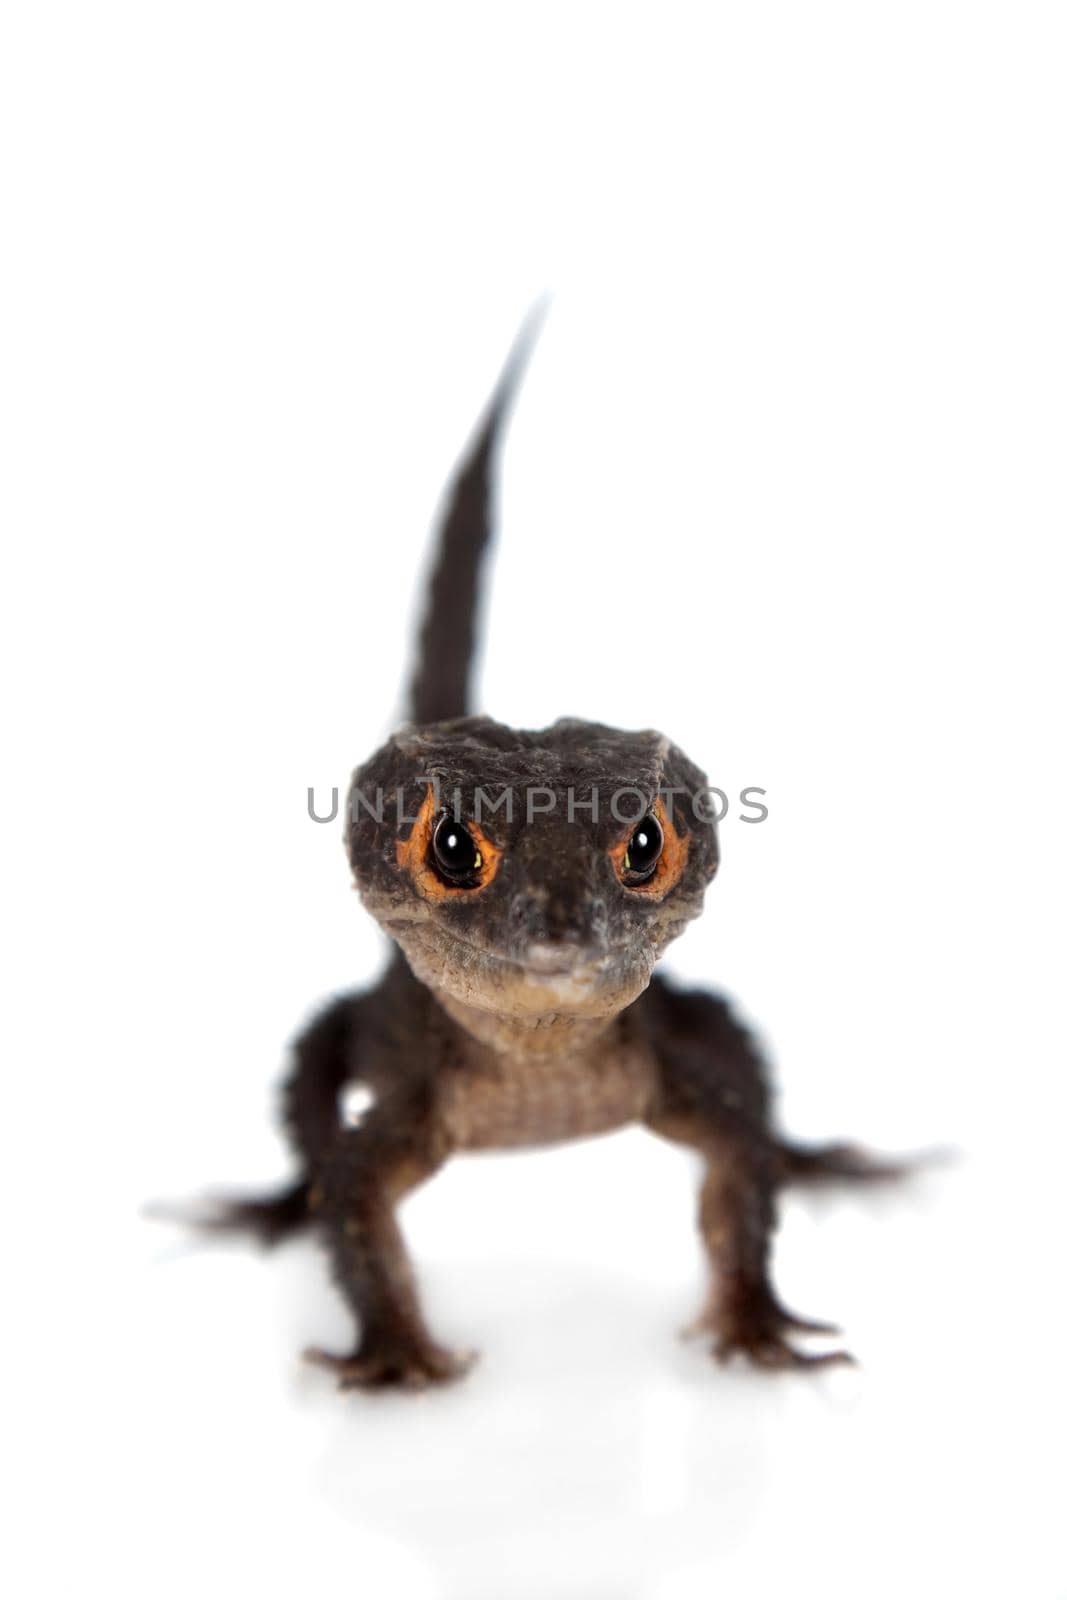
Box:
509;889;609;953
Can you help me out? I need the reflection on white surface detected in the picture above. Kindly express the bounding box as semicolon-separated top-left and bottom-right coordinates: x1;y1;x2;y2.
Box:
5;5;1066;1595
106;1145;1054;1600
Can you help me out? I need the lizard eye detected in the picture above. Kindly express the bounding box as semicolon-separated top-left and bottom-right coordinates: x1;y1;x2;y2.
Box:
622;814;664;883
431;816;482;884
397;786;501;898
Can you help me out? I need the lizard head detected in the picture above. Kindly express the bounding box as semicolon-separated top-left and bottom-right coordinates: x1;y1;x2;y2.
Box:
345;716;719;1027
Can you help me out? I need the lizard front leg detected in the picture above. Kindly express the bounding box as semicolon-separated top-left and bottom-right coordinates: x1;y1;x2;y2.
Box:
306;1088;474;1390
676;1126;849;1369
641;980;853;1370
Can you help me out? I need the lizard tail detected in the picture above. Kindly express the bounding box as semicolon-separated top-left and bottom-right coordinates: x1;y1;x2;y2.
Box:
777;1139;914;1184
408;304;546;726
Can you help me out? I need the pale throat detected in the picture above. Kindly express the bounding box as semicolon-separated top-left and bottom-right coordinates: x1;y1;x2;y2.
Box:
432;985;624;1058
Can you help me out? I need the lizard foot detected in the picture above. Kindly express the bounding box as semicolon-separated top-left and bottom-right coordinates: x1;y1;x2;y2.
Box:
304;1335;478;1391
690;1286;855;1371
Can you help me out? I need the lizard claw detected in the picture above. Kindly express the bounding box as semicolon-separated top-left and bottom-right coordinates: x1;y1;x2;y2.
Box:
304;1337;478;1392
692;1285;855;1372
714;1330;855;1371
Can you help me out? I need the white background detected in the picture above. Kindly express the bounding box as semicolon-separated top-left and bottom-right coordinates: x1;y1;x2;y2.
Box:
3;4;1065;1596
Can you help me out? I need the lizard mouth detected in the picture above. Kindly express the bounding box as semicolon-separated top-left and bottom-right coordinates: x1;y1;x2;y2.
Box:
444;926;653;1009
439;935;644;1021
407;920;633;987
432;927;618;986
372;905;655;1018
518;941;612;981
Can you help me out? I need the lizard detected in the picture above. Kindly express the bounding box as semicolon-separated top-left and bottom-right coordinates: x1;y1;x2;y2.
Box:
191;315;903;1390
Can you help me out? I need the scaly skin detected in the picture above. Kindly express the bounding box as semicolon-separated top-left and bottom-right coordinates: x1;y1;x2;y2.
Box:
185;318;903;1390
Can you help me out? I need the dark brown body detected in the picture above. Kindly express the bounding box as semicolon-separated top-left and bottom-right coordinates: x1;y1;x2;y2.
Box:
193;320;902;1388
248;958;892;1387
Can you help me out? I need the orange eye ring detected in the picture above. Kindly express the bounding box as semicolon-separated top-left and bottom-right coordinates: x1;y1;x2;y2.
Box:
396;785;502;901
609;795;689;899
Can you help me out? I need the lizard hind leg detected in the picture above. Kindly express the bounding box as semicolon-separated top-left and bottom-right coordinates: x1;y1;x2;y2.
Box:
777;1139;912;1185
149;1179;312;1248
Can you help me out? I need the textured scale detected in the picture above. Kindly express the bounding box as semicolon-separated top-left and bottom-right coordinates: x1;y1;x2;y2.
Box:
189;316;903;1390
438;1034;657;1150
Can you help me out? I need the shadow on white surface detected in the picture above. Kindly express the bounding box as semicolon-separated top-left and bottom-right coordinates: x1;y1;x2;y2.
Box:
120;1150;1054;1600
303;1261;792;1600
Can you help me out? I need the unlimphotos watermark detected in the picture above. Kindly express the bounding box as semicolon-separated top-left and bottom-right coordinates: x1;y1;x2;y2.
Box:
306;781;769;826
